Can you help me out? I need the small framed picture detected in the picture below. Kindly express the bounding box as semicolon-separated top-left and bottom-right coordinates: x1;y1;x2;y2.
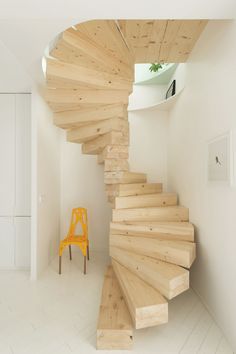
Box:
207;132;234;184
165;80;176;99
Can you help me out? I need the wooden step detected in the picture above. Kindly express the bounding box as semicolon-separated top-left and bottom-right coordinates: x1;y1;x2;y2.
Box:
53;104;128;129
104;159;129;172
46;58;133;91
112;260;168;329
45;88;129;107
67;118;129;143
82;131;129;154
98;145;129;164
110;234;196;268
105;171;147;185
105;182;162;197
110;222;194;242
97;266;133;350
110;247;189;300
50;29;133;79
112;206;189;222
114;193;177;209
75;20;134;67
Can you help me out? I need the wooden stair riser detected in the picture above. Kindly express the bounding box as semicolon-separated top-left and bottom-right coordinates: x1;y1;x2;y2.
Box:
98;145;129;164
105;182;163;197
112;206;189;222
82;131;129;155
110;234;196;268
114;193;178;209
110;247;189;300
105;171;147;185
67;118;129;143
46;58;133;91
104;159;129;172
112;260;168;329
53;104;128;129
97;266;133;350
110;222;195;242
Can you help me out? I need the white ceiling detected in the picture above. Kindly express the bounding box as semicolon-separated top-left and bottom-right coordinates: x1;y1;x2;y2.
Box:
0;0;235;90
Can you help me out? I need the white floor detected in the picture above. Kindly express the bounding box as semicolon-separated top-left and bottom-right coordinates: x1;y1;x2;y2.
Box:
0;251;234;354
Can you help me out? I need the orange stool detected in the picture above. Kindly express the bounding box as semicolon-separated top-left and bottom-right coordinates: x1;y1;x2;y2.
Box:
59;208;89;274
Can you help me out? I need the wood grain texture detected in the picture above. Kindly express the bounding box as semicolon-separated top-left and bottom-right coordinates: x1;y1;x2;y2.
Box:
82;131;129;155
110;247;189;300
110;221;194;242
110;234;196;268
106;182;162;197
105;171;146;185
114;193;177;209
97;266;133;350
112;260;168;329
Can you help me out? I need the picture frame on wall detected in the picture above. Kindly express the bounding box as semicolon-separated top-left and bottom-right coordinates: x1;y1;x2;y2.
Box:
165;80;176;99
207;131;235;185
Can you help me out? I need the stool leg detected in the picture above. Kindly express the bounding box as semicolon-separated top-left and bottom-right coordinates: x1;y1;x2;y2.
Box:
69;245;72;260
59;256;62;274
84;256;86;275
87;244;89;261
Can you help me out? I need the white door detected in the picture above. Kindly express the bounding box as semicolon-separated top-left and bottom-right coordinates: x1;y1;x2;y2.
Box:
14;217;31;268
0;95;15;216
15;94;31;216
0;217;15;268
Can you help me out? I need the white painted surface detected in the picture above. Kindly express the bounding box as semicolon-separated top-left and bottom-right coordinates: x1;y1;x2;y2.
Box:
129;109;168;189
60;132;111;252
0;252;233;354
167;20;236;351
0;217;15;268
15;217;31;268
0;94;15;216
31;88;61;279
15;94;31;216
129;84;167;111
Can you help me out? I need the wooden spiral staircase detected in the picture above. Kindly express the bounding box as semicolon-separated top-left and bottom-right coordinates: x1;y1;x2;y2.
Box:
44;20;207;350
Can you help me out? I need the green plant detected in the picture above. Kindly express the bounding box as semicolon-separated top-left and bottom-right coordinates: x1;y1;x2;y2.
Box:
149;63;163;73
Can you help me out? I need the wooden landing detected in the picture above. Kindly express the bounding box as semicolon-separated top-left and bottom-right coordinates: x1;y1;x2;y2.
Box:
97;266;133;350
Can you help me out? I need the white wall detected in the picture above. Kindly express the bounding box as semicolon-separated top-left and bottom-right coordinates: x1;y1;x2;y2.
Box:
31;87;61;279
167;20;236;350
129;110;168;189
129;84;167;110
60;133;111;253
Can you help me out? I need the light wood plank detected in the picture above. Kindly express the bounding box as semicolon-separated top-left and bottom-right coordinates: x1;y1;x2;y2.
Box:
82;131;129;155
110;221;194;242
45;88;129;106
98;145;129;164
112;206;189;222
97;266;133;350
110;234;196;268
53;104;127;129
67;118;129;143
104;159;129;172
114;193;177;209
105;171;146;185
112;260;168;329
106;182;162;197
110;247;189;300
46;58;133;91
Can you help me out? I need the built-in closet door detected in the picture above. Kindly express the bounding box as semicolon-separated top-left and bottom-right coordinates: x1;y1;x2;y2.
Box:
14;217;31;268
0;217;15;268
15;94;31;216
0;95;15;216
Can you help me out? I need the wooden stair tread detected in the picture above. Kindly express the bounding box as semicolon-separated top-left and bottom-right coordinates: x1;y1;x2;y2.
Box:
112;206;189;222
110;234;196;268
105;171;146;184
82;131;129;154
67;117;129;143
104;159;129;172
112;260;168;329
106;182;162;197
97;266;133;350
110;221;194;242
98;145;129;164
114;192;177;209
110;247;189;300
